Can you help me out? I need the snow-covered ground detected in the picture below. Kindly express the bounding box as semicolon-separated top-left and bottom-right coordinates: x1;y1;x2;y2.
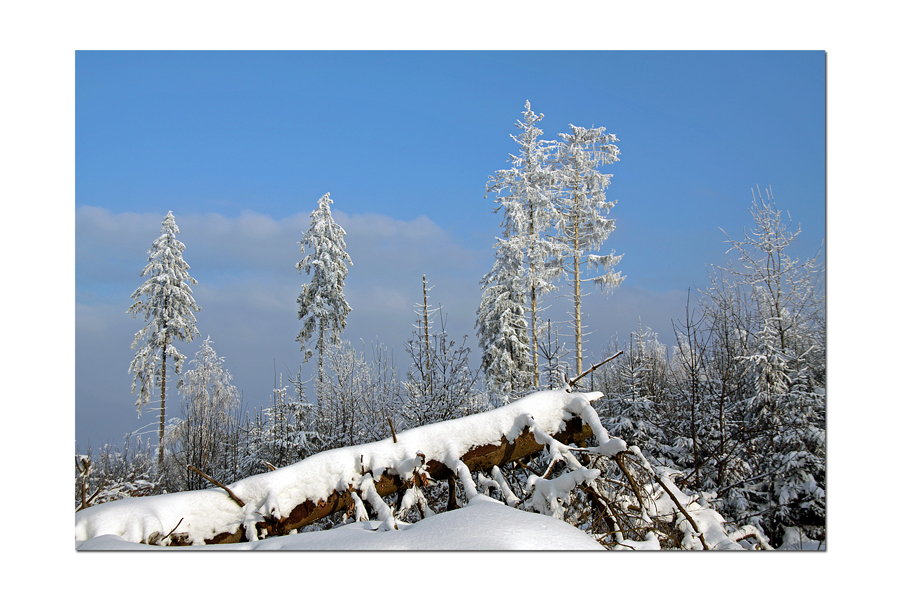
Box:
76;494;603;550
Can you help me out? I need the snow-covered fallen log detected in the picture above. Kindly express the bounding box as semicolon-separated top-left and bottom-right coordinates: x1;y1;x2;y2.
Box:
75;388;744;549
76;390;623;546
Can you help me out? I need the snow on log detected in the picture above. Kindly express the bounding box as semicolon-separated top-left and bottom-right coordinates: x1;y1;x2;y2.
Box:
75;389;620;546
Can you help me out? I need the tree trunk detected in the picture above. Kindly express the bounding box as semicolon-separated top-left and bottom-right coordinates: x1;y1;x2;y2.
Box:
528;199;539;389
158;345;167;469
573;217;582;377
531;280;539;388
422;275;431;395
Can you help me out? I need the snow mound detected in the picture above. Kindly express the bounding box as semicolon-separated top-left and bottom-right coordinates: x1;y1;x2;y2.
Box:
76;495;603;551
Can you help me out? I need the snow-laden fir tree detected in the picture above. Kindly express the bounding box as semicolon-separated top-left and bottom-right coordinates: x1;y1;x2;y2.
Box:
536;319;570;390
475;236;533;398
718;186;825;540
296;193;353;390
551;124;624;377
481;101;566;389
127;211;200;467
599;322;668;456
165;337;242;490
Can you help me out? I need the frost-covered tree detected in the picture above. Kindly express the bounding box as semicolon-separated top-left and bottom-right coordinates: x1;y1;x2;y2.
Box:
475;237;533;397
536;319;571;390
243;372;320;474
314;340;402;451
599;322;668;455
296;193;353;390
315;340;368;449
551;124;624;377
481;101;566;388
75;434;160;510
404;282;482;428
127;211;201;467
164;338;242;490
357;342;404;444
716;186;825;540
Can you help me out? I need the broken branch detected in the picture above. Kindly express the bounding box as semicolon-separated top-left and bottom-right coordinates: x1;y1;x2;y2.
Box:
188;465;245;508
569;350;624;388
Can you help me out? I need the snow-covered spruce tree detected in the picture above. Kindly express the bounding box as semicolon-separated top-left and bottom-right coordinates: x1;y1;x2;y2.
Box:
708;186;825;543
551;124;624;377
271;373;319;466
296;193;353;392
127;211;201;467
536;319;571;390
475;237;533;398
481;101;565;389
164;337;241;490
599;322;669;459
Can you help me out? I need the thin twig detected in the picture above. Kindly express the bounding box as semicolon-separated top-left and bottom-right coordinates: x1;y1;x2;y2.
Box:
188;465;245;508
621;452;709;549
159;517;185;544
516;459;542;477
388;417;397;443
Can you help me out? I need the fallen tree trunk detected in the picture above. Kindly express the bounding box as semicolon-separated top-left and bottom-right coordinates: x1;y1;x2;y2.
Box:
76;390;624;546
249;415;594;542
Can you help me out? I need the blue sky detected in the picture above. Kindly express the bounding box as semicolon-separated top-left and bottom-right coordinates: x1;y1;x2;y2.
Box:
75;50;825;449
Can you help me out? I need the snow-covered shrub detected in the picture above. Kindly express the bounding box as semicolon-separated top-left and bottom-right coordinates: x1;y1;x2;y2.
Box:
75;434;160;510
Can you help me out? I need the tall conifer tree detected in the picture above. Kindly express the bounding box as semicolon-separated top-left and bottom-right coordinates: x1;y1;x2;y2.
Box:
296;193;353;390
481;101;564;389
552;124;624;376
127;211;201;467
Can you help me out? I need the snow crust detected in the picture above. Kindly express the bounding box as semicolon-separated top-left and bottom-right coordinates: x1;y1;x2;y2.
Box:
76;389;617;546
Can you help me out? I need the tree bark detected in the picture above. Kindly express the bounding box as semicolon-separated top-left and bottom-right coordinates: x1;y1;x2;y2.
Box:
158;344;167;468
